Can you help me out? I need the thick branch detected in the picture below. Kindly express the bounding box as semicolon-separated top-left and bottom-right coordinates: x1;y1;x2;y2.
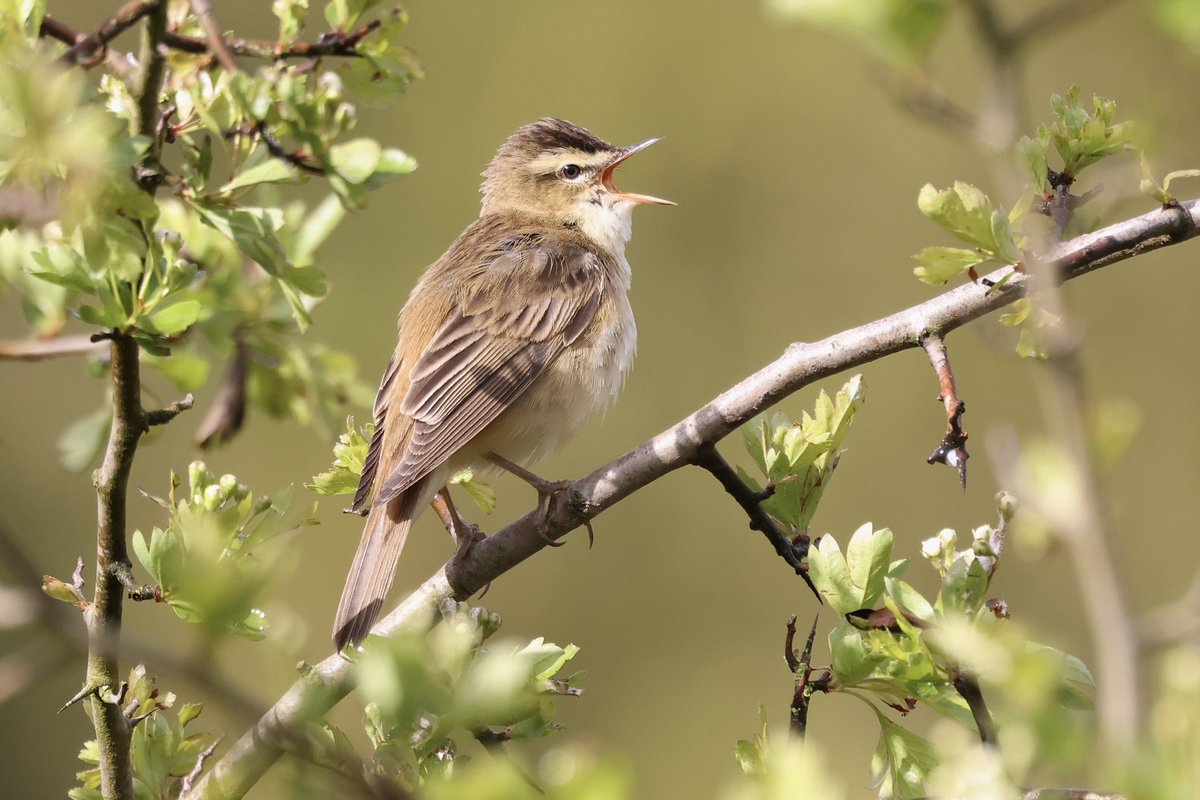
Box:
87;334;145;799
185;199;1200;799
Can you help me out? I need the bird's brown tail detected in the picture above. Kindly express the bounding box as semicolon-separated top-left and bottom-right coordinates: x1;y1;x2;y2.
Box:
333;486;423;651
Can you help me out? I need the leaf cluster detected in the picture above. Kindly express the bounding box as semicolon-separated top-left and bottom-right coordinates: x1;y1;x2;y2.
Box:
72;666;214;800
132;461;317;639
797;494;1094;798
737;374;866;536
313;604;585;794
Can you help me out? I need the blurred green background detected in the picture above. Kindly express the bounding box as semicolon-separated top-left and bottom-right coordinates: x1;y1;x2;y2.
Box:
3;1;1199;797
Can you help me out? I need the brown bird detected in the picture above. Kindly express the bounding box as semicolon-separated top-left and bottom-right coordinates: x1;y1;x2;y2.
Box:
333;118;671;650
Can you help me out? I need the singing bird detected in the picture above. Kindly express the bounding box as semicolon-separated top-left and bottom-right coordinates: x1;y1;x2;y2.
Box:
334;118;672;650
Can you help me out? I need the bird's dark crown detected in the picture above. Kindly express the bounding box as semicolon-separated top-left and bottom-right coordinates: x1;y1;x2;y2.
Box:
501;118;615;158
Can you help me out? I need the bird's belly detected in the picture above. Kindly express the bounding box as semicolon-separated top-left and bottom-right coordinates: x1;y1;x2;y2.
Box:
461;292;636;470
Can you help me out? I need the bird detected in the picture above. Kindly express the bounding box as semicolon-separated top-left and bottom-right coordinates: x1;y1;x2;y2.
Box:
333;118;672;650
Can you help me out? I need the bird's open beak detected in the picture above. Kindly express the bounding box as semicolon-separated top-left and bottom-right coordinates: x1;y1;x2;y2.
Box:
602;138;675;206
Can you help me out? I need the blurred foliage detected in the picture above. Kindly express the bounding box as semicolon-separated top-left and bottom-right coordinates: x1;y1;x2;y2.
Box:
325;602;590;796
0;0;417;471
733;492;1097;799
71;666;215;800
132;461;316;638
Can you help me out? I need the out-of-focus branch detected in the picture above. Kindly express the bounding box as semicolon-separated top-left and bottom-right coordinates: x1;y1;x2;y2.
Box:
952;672;997;746
1009;0;1129;52
0;334;106;361
161;20;382;60
50;0;156;66
185;200;1200;800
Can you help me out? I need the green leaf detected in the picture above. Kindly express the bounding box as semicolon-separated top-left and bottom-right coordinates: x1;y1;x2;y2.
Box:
141;300;201;336
364;147;417;187
449;467;497;514
190;201;290;277
917;182;1018;262
869;712;937;799
57;407;111;472
846;523;893;610
884;577;935;626
809;535;857;615
912;246;984;284
308;417;371;496
218;154;299;194
291;194;345;265
330;137;382;184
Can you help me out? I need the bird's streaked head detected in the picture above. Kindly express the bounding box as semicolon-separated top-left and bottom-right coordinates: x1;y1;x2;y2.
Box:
481;118;672;253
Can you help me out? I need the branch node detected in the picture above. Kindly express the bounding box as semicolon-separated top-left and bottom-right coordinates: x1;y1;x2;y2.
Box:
146;393;196;427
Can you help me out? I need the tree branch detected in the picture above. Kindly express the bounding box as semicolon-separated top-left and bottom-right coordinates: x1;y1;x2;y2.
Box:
921;335;969;487
51;0;156;66
693;445;818;598
184;198;1200;799
161;20;382;60
85;334;144;799
0;334;106;361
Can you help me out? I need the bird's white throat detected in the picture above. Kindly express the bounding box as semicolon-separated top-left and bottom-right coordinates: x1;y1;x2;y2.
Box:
577;196;636;278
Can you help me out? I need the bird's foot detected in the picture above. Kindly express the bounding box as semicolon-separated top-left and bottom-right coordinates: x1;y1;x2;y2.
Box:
432;488;487;560
486;451;572;546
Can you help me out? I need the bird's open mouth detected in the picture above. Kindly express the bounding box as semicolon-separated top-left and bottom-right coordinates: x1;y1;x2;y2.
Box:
601;138;675;205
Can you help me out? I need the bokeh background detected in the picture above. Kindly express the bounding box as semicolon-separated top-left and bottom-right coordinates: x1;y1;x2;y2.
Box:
3;1;1199;797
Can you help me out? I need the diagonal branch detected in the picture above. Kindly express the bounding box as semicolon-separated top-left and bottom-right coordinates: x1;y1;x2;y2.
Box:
184;198;1200;799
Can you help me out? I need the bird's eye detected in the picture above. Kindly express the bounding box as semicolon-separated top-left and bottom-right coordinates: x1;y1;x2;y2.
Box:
558;163;583;180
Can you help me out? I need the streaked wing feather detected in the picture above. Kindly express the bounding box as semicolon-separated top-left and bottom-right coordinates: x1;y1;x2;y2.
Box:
353;352;401;512
372;243;604;506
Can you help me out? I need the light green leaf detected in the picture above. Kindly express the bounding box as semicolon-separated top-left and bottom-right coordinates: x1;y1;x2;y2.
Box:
885;577;935;626
847;523;893;610
141;300;201;336
869;712;937;799
219;155;299;194
809;535;858;615
57;407;111;472
330;137;382;184
912;246;984;284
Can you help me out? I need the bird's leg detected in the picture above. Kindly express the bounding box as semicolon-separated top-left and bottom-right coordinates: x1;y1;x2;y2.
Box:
485;451;571;546
431;487;485;560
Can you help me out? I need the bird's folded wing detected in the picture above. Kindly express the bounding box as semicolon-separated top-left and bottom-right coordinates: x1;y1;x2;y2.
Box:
369;241;605;507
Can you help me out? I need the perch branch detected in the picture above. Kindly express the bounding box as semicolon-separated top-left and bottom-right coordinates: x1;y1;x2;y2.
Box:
184;198;1200;799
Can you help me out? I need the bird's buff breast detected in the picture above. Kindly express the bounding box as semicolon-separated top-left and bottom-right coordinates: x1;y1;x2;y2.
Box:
464;283;636;469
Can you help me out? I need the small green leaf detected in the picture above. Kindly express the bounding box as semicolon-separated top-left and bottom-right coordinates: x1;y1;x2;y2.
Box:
869;712;937;799
330;138;382;184
219;155;299;194
141;300;202;336
885;577;935;626
809;535;857;615
449;468;497;514
846;523;893;610
57;407;112;472
912;246;984;284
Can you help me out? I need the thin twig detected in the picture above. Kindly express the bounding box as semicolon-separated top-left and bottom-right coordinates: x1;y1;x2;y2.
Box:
187;0;240;73
921;336;969;487
0;334;106;361
54;0;156;66
952;671;997;746
1009;0;1128;52
785;615;820;737
184;199;1200;799
161;20;381;60
181;735;224;795
693;445;818;599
